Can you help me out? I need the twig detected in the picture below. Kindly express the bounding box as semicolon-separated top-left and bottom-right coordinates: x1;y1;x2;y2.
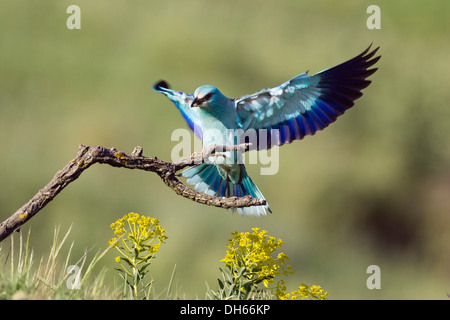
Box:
0;143;265;243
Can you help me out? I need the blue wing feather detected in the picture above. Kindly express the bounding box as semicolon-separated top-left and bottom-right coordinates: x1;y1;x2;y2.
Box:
235;45;380;150
153;81;203;139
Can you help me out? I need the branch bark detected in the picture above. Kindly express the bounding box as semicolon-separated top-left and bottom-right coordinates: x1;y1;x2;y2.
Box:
0;144;265;243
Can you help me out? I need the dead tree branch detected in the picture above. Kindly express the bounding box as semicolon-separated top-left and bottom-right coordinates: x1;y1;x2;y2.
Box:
0;143;264;243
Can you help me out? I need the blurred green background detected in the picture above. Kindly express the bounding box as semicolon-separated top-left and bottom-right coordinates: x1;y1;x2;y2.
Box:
1;0;449;299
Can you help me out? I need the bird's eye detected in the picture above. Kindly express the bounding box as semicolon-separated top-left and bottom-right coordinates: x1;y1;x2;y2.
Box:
204;93;213;100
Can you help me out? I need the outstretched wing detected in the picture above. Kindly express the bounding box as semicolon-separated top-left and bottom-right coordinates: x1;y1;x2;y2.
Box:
235;45;380;149
153;81;203;139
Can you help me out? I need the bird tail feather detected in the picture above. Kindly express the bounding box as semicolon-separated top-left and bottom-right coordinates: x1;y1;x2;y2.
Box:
179;163;271;216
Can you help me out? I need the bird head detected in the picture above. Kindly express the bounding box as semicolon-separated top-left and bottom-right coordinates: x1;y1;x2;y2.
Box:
191;85;223;109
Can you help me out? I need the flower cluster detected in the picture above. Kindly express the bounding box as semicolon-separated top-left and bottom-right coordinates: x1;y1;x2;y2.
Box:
108;212;167;299
109;212;167;253
211;227;328;300
276;280;328;300
221;227;292;289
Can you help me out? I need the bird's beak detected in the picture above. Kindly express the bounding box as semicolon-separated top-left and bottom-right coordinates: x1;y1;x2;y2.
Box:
190;98;199;108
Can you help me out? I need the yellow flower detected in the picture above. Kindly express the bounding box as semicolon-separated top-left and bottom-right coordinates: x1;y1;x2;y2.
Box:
109;212;169;299
279;283;329;300
221;228;291;287
109;212;167;265
108;238;118;247
215;228;330;300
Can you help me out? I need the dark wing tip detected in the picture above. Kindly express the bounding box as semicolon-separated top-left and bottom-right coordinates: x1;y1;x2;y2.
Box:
153;80;170;91
362;45;381;67
361;43;380;57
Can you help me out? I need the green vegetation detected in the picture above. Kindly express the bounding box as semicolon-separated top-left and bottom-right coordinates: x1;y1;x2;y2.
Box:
207;227;328;300
0;1;448;299
1;221;326;300
0;227;114;299
109;212;167;299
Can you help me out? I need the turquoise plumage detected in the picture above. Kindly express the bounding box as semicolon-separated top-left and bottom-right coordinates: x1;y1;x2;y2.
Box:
154;45;380;216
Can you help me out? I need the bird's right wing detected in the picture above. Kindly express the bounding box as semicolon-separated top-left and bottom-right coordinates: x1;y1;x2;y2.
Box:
153;81;203;139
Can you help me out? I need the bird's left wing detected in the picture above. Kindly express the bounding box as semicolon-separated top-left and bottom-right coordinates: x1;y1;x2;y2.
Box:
235;45;380;149
153;81;203;139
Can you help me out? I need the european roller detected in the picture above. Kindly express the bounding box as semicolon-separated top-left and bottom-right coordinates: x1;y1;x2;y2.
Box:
153;45;380;216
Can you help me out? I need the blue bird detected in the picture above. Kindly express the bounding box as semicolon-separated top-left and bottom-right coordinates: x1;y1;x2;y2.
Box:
153;45;380;216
